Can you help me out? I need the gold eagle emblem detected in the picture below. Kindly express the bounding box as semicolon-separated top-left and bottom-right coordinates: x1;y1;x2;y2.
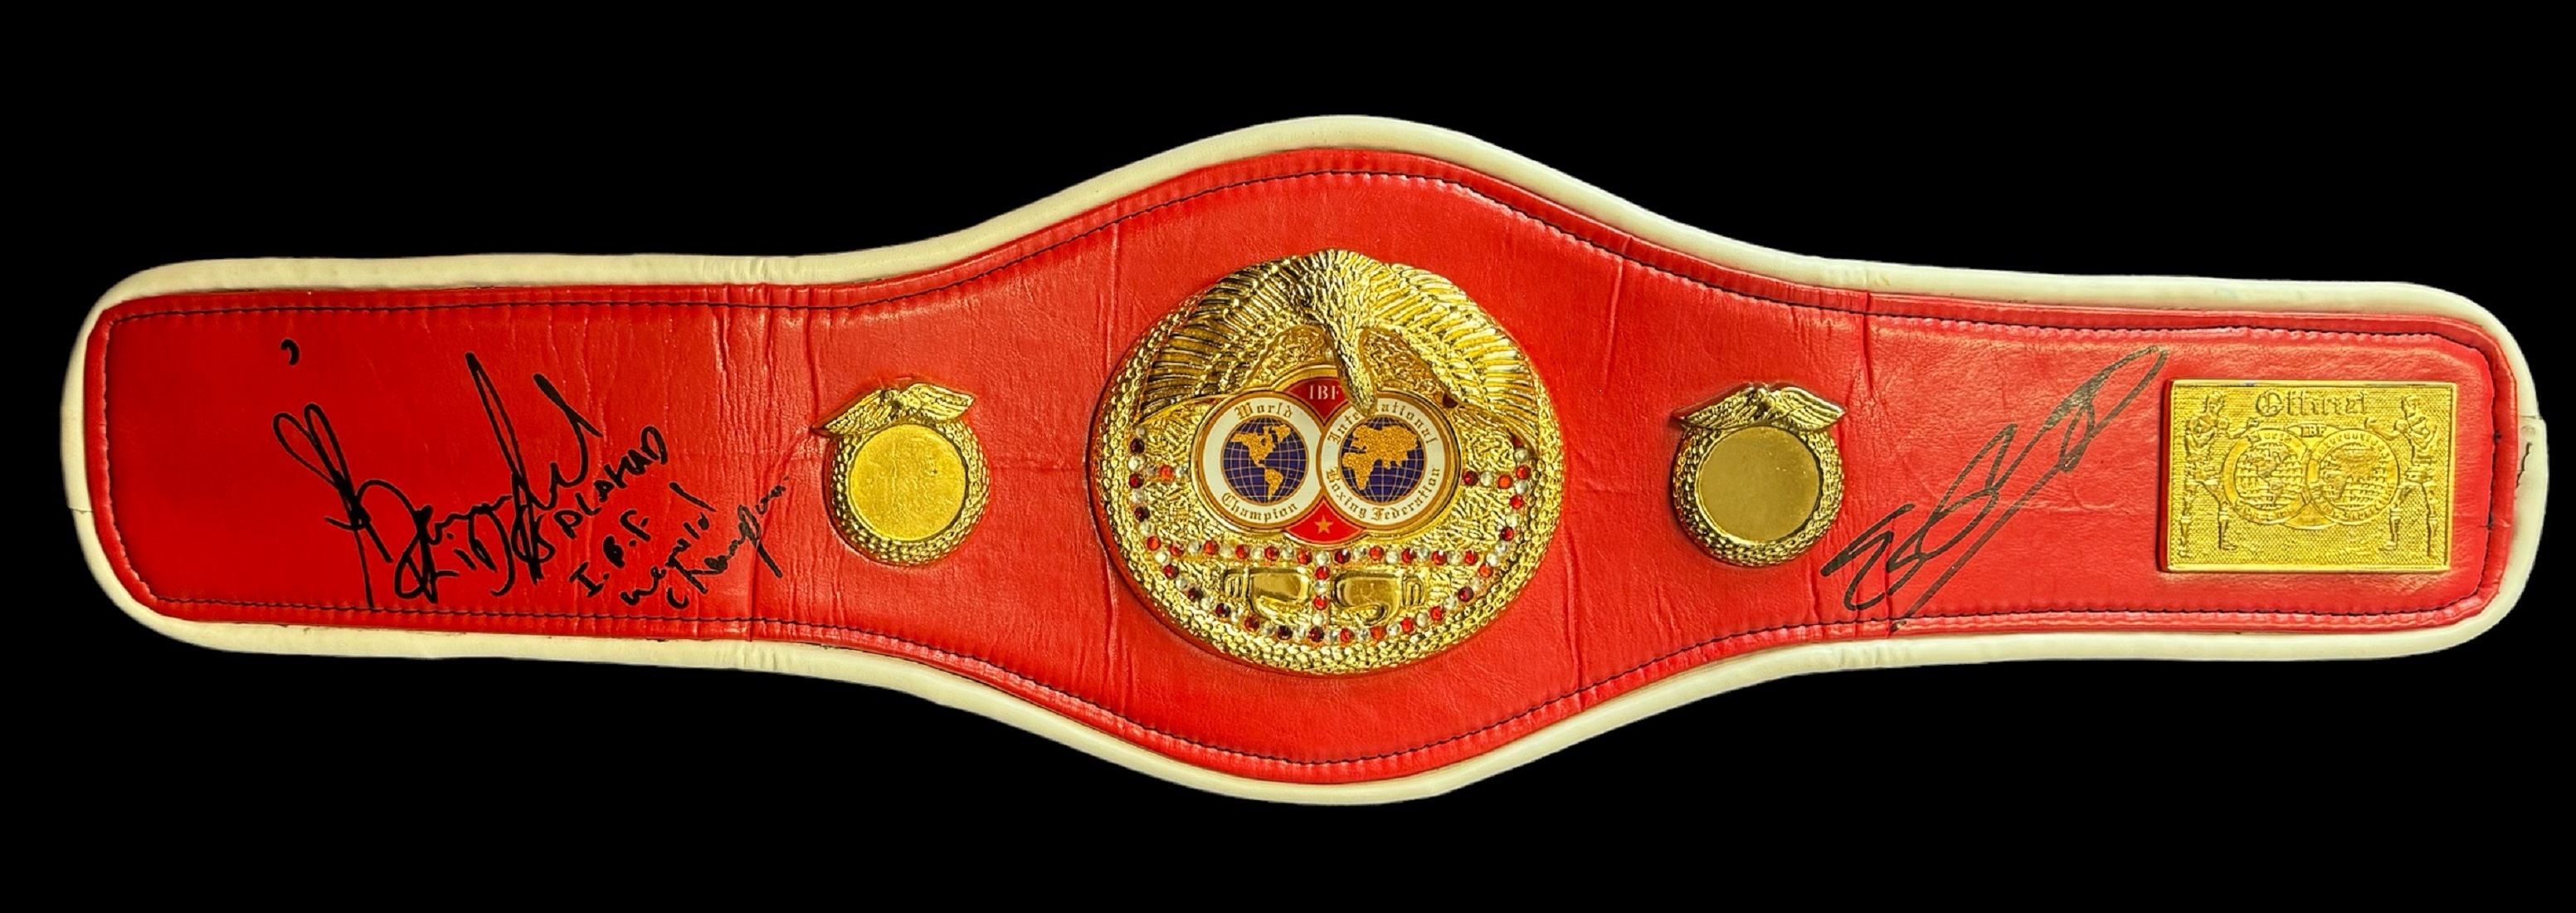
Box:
818;381;990;566
1672;384;1847;567
1096;250;1564;675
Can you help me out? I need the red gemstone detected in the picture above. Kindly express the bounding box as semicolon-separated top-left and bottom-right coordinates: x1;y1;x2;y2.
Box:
1430;550;1449;566
1400;548;1416;564
1494;476;1512;490
1369;626;1386;641
1215;603;1232;618
1161;564;1179;579
1128;437;1146;455
1169;544;1184;558
1234;544;1250;559
1464;551;1481;565
1337;628;1355;644
1510;495;1526;510
1369;546;1385;560
1311;596;1328;610
1276;625;1294;639
1456;587;1475;603
1144;535;1161;552
1333;549;1351;564
1127;473;1144;489
1132;505;1151;521
1203;540;1220;555
1500;526;1517;542
1306;626;1326;642
1400;618;1416;633
1264;545;1281;561
1186;587;1205;602
1156;465;1175;481
1431;605;1447;622
1516;465;1531;480
1461;470;1479;486
1298;549;1313;565
1478;564;1494;579
1313;566;1331;581
1244;616;1262;632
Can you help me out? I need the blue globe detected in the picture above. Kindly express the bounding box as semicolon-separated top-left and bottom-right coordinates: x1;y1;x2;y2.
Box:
1337;416;1427;504
1220;417;1307;504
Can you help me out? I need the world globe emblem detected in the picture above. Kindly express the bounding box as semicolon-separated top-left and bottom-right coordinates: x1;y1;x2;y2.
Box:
1221;416;1307;505
2226;429;2308;524
1337;416;1428;504
2312;430;2397;525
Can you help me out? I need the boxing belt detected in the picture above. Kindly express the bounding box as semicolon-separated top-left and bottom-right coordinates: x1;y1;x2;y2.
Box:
64;116;2545;803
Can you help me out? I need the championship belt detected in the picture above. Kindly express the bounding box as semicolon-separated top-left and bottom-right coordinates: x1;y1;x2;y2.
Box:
64;117;2544;803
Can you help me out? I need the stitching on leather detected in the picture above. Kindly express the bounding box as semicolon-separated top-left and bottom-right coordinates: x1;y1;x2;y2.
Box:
90;168;2495;341
90;164;2515;769
105;600;2475;768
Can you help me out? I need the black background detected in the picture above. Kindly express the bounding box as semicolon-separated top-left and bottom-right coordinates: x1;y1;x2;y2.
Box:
35;88;2554;841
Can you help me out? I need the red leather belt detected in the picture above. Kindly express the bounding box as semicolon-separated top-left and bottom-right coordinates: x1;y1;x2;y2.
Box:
64;118;2544;802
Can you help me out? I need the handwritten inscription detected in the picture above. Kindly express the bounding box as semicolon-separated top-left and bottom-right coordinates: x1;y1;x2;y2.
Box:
274;352;782;610
1819;346;2167;627
610;481;787;609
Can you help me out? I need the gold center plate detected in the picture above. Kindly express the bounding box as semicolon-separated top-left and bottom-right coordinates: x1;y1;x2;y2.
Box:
849;424;967;541
1695;426;1821;543
1094;250;1563;675
2165;379;2455;572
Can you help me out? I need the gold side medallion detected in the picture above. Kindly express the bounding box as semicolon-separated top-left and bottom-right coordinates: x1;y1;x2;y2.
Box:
820;381;991;565
1671;385;1846;566
1093;250;1564;675
2165;380;2454;572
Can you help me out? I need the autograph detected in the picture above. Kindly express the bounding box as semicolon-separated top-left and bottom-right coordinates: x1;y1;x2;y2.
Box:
1819;345;2168;627
274;353;672;607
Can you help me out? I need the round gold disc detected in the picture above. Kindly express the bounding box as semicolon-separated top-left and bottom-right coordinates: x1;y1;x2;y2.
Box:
1693;426;1821;544
848;423;967;541
1669;383;1846;568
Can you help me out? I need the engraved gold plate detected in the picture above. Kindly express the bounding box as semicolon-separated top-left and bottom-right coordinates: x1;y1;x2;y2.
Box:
820;381;991;565
1671;385;1847;566
1093;250;1564;674
2165;380;2454;572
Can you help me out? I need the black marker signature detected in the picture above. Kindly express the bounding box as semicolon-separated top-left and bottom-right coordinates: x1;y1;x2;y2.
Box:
1819;345;2167;627
273;354;668;606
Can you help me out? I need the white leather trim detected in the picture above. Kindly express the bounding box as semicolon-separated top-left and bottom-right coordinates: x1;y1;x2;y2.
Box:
60;115;2547;804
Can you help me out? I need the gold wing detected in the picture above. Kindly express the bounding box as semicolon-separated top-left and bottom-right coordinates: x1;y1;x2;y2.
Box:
1764;386;1845;432
893;383;976;422
1363;262;1551;435
1137;260;1303;420
820;382;975;437
820;392;897;437
1679;385;1843;433
1133;250;1551;434
1679;388;1769;433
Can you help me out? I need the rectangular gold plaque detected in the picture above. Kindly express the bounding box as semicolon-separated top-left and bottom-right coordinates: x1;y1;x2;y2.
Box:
2165;380;2455;572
